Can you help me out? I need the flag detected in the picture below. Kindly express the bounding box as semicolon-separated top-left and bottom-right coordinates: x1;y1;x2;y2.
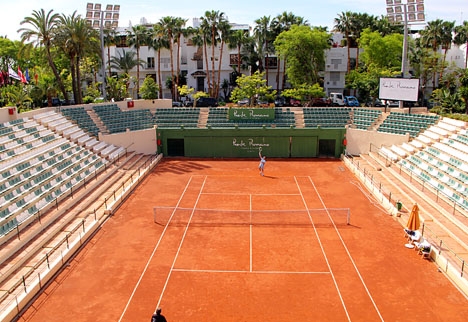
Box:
18;66;27;83
8;66;20;81
25;68;30;82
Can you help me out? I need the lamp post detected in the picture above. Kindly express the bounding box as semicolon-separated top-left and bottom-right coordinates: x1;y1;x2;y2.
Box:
86;3;120;101
386;1;425;108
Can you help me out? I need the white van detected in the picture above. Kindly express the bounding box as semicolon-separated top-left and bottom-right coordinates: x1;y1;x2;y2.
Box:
329;93;345;106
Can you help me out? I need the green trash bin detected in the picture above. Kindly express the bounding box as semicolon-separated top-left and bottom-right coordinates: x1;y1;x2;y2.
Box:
396;201;402;211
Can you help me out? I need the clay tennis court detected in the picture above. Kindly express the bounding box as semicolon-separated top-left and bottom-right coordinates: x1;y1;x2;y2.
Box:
17;159;468;321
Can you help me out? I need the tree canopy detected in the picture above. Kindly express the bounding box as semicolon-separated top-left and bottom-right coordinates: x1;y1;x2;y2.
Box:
274;25;330;87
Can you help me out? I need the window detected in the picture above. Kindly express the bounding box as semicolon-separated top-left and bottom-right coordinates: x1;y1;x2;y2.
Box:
329;72;340;82
230;54;239;66
147;57;155;69
265;57;277;69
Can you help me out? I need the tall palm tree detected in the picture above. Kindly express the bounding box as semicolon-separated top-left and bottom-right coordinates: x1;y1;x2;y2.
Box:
201;10;227;97
18;9;69;104
228;29;250;76
420;19;445;89
56;11;98;104
351;13;377;70
215;19;231;98
159;16;177;100
127;25;150;96
439;21;456;79
334;11;355;73
104;29;117;77
254;16;272;86
454;21;468;69
173;17;189;100
198;20;212;96
151;22;169;98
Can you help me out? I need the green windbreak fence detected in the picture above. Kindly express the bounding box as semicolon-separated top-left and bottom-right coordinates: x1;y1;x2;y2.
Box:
157;128;344;158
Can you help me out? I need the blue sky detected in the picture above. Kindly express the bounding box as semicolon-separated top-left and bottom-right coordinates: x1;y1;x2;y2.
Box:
3;0;467;41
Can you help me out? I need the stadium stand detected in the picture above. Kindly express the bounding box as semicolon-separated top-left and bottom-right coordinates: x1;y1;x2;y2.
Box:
61;106;100;136
303;107;351;128
0;113;110;237
377;112;439;137
352;108;382;130
391;117;468;210
93;104;154;133
154;107;200;128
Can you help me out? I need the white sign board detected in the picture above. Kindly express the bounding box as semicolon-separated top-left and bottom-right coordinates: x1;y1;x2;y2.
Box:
379;78;419;101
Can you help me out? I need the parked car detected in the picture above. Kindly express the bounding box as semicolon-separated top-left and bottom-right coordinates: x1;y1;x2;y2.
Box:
344;96;359;107
195;97;218;107
289;98;302;107
310;97;331;106
172;101;183;107
274;96;286;107
365;98;384;107
257;99;269;107
382;100;399;107
237;98;249;106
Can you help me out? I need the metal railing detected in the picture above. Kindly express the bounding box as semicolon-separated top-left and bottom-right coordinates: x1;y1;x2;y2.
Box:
0;153;161;319
343;154;468;284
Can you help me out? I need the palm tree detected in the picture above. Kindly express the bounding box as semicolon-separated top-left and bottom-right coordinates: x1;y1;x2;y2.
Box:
151;22;169;98
351;13;377;70
104;29;117;77
254;16;272;86
198;20;212;96
228;29;250;76
420;19;445;89
18;9;69;104
454;21;468;69
215;19;231;98
127;25;151;96
56;11;99;104
439;21;456;79
110;50;144;74
334;11;355;73
173;17;189;101
159;16;177;100
201;10;228;97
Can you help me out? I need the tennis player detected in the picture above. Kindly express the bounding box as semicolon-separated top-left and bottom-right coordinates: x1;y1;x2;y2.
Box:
258;149;266;176
151;308;167;322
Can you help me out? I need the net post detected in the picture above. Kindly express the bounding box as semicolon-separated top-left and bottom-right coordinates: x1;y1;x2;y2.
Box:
347;208;350;225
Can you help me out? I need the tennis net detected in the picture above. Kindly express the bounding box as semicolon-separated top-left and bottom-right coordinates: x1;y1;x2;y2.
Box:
153;206;350;227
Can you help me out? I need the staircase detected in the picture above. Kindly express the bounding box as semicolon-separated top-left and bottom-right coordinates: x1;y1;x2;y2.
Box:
87;109;109;134
198;107;209;128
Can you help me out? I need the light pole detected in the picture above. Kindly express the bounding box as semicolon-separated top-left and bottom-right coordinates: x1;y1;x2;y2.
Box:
386;0;425;108
386;0;426;78
86;3;120;101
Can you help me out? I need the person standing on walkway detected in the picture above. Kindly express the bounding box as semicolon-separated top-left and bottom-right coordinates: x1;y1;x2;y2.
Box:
151;308;167;322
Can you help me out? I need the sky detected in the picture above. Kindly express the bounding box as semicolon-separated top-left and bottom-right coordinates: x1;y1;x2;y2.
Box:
2;0;467;41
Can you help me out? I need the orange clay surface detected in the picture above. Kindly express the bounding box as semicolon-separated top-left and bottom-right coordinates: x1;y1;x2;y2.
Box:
18;159;468;322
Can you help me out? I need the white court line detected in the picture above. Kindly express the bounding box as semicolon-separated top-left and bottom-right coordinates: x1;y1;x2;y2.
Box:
155;176;208;311
202;192;301;196
249;194;253;272
305;176;384;322
172;268;331;274
294;176;352;322
118;176;195;321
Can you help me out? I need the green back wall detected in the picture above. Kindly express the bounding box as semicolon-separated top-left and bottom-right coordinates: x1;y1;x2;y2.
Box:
157;128;345;158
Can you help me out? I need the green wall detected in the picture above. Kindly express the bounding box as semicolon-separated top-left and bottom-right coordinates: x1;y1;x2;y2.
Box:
157;128;346;158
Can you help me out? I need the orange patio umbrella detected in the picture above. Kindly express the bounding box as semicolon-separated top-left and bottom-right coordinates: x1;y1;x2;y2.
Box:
406;204;420;231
